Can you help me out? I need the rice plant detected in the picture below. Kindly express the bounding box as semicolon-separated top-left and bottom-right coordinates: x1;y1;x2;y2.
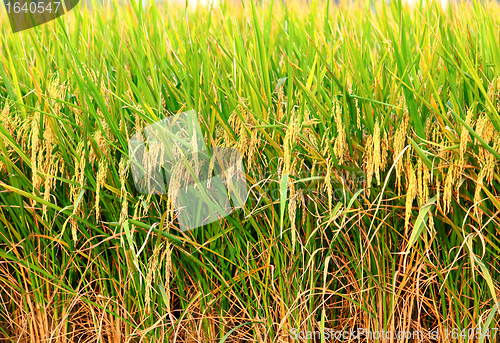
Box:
0;0;500;341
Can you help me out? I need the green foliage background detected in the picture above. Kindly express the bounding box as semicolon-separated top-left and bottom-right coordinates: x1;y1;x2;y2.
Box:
0;0;500;341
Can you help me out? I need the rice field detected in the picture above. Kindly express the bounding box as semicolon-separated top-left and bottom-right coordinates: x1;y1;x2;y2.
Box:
0;0;500;341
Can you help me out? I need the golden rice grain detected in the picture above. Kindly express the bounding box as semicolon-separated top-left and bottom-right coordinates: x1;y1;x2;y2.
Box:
436;171;441;212
324;157;333;211
163;242;173;314
417;159;423;207
488;77;496;103
459;109;474;174
474;168;485;224
190;130;200;181
373;120;382;185
283;117;300;175
483;136;499;187
381;131;389;172
71;143;86;244
355;98;361;130
405;162;417;233
423;161;434;231
94;129;109;161
288;179;297;250
276;87;286;122
0;104;14;137
442;164;455;215
31;115;42;193
364;135;374;198
95;158;108;222
119;156;129;225
497;77;500;112
393;100;409;195
145;243;162;315
333;102;347;165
